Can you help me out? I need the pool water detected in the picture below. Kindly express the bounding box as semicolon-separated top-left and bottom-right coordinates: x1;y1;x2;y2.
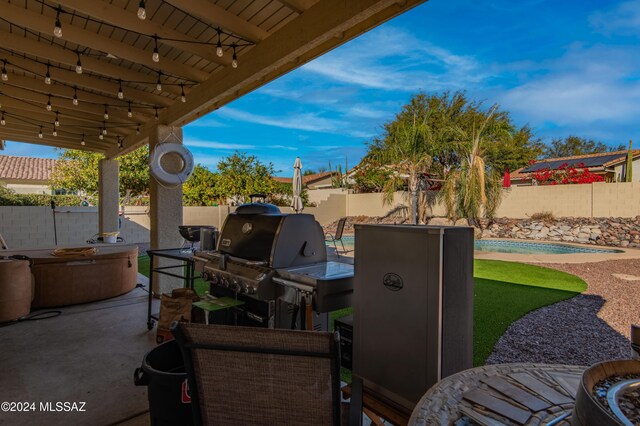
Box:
330;236;622;255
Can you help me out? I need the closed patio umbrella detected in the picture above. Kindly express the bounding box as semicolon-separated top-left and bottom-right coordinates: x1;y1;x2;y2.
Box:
291;157;304;213
503;167;511;188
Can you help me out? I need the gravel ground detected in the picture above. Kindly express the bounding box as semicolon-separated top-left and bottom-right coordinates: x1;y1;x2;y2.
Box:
487;259;640;365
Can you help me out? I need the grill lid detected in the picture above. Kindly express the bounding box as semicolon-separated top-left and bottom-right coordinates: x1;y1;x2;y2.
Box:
234;202;281;215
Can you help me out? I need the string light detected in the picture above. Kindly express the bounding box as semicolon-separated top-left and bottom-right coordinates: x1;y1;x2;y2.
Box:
72;88;79;106
53;9;62;38
38;126;43;138
137;0;147;20
52;125;57;137
152;36;160;63
44;63;52;85
102;123;107;135
216;29;223;57
103;105;109;120
127;101;133;118
180;85;186;103
136;125;140;135
0;113;5;126
154;107;159;120
75;52;82;74
99;133;103;140
156;74;162;92
54;112;60;127
118;137;123;150
117;80;124;99
1;61;8;81
231;44;238;69
46;95;52;111
81;134;85;146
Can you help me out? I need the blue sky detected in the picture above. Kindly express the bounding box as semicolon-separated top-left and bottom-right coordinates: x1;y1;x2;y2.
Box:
3;0;640;176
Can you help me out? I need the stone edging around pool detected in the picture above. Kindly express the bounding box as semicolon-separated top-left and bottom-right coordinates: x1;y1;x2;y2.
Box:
474;238;640;263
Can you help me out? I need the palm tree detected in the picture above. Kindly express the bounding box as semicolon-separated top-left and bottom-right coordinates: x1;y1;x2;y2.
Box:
441;105;509;225
371;110;432;224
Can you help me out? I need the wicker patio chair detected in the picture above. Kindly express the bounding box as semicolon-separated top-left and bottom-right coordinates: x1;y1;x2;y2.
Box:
325;217;348;255
172;322;361;426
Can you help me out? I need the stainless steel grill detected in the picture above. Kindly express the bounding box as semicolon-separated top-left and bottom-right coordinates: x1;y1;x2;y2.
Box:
193;202;353;329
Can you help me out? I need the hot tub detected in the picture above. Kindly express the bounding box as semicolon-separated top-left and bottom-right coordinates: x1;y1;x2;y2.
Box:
1;245;138;308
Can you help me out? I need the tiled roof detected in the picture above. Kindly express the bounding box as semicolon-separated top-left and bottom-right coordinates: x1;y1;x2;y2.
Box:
272;172;334;185
0;155;58;181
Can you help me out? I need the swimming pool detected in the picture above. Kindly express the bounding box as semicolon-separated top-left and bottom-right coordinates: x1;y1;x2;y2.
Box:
331;236;622;255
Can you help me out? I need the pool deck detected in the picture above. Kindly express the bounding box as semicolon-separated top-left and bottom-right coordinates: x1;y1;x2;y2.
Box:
474;238;640;263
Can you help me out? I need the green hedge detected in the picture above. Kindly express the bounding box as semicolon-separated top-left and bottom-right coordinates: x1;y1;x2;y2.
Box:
0;193;87;206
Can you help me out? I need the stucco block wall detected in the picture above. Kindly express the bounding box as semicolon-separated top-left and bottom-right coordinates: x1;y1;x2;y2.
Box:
307;188;346;205
592;182;640;217
496;185;593;218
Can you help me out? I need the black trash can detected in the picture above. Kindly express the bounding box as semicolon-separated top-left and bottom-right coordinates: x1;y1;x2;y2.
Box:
134;340;193;426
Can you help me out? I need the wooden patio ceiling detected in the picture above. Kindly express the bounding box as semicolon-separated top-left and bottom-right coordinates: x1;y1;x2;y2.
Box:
0;0;426;158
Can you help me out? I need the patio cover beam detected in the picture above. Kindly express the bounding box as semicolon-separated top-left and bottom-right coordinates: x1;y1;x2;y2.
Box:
162;0;269;43
0;30;182;96
52;0;229;66
276;0;319;14
0;0;209;82
110;0;425;157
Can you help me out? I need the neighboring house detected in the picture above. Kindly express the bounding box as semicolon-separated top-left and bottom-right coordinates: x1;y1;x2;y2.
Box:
274;171;335;189
511;150;640;185
0;155;57;194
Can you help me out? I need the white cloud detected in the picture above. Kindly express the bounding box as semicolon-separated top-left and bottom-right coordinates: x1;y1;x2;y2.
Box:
186;117;228;128
589;1;640;35
183;138;255;150
217;107;346;133
499;44;640;128
301;26;485;91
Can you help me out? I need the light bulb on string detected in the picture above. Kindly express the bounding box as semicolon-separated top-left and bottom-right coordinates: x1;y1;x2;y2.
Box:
136;125;140;135
75;53;82;74
102;123;107;135
117;81;124;99
99;133;104;140
0;113;5;126
81;134;85;146
137;0;146;20
180;85;186;103
216;29;223;57
104;105;109;120
54;112;60;127
38;126;43;139
127;102;133;118
231;44;238;69
72;88;79;106
156;75;162;92
1;61;8;81
52;125;57;137
154;108;159;120
53;10;62;38
45;63;52;85
46;95;52;111
118;137;123;150
152;36;160;63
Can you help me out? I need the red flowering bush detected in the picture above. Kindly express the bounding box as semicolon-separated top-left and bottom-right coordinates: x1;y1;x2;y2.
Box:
532;162;604;185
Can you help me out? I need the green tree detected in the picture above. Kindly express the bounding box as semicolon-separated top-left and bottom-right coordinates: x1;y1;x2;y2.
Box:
544;136;624;158
214;152;278;204
51;146;150;199
440;105;509;224
368;108;432;224
182;164;220;206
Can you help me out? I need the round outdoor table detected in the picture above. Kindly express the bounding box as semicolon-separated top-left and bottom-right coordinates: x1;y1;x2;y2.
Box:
409;363;586;426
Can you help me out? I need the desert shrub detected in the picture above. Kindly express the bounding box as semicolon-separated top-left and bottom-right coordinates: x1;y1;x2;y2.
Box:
530;211;555;223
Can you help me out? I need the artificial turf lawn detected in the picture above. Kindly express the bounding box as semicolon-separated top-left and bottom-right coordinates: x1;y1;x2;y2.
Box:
137;256;587;366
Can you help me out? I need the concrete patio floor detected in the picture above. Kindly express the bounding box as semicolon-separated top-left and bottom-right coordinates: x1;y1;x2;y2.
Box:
0;278;158;426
